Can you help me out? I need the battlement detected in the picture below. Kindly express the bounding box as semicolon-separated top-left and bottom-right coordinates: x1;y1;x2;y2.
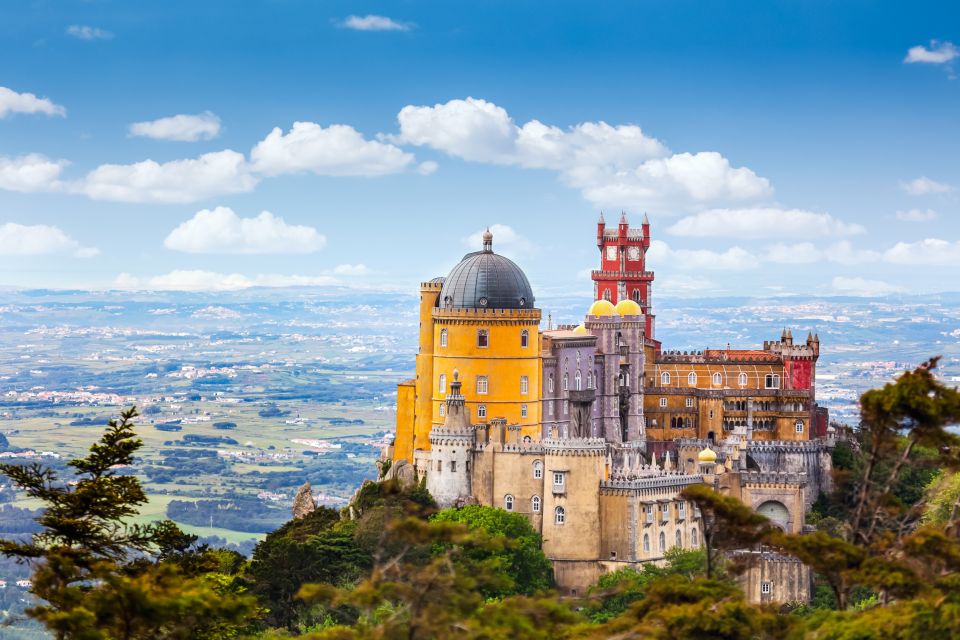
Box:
543;438;608;455
746;440;830;454
428;426;476;447
657;349;780;364
433;307;541;323
740;470;807;485
600;474;704;492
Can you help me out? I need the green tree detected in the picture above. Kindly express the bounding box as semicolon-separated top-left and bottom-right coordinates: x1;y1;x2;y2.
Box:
430;505;554;596
0;407;257;639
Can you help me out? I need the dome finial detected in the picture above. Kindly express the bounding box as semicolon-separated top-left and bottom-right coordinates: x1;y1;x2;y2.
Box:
482;228;493;252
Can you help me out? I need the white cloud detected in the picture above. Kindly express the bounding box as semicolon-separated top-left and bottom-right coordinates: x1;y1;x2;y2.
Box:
896;208;938;222
78;150;256;203
463;224;535;254
0;154;68;192
0;86;66;118
884;238;960;266
831;276;904;297
417;161;438;175
333;263;370;276
659;274;716;293
129;112;222;142
0;223;98;257
827;240;881;265
901;176;953;195
164;207;325;254
904;40;958;64
66;25;113;40
762;242;822;264
250;122;414;177
339;15;412;31
647;239;759;270
667;207;864;239
114;270;338;291
394;97;767;211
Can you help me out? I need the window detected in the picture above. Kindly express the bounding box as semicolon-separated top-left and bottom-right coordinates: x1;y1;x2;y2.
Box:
563;373;569;391
548;375;554;393
761;582;772;595
437;460;442;472
477;329;489;348
645;506;653;524
438;374;446;393
520;375;529;395
686;398;694;408
659;398;667;408
476;376;488;394
531;496;541;512
660;503;669;518
678;501;686;517
553;472;565;486
632;289;641;302
547;403;553;416
691;528;698;547
504;495;514;511
439;404;446;417
765;374;780;389
450;461;456;472
555;506;566;525
676;530;682;548
712;372;722;385
688;372;697;386
477;404;486;419
533;461;543;479
603;289;611;301
659;531;666;552
661;372;671;385
521;404;528;418
643;534;650;552
575;370;582;390
564;401;568;415
520;330;529;348
439;329;448;348
795;421;804;434
739;372;747;386
586;371;593;388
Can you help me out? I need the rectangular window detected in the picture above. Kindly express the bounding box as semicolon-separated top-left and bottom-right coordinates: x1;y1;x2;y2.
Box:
645;506;653;524
439;404;446;417
765;374;780;389
521;404;528;418
553;472;564;486
685;398;694;408
520;375;529;395
548;403;553;416
439;329;448;348
659;398;667;408
477;329;489;348
795;421;804;433
477;376;488;394
438;374;446;393
761;582;772;595
437;460;442;472
450;461;456;472
678;501;686;516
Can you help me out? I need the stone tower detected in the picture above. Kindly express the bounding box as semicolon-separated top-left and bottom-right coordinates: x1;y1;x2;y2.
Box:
426;371;474;507
592;212;655;337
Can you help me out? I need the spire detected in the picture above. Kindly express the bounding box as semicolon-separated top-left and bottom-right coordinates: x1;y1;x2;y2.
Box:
619;211;628;225
482;228;493;253
781;327;787;340
643;212;650;225
598;212;605;224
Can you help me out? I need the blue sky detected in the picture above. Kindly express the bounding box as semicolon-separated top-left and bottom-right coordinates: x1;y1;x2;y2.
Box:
1;0;958;298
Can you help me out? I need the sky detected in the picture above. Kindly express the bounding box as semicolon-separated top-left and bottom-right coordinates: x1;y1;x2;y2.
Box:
1;0;959;299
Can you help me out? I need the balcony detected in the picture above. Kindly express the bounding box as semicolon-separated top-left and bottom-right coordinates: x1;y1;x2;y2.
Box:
568;389;596;404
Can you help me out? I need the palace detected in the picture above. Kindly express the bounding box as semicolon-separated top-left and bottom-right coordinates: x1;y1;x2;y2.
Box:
386;214;833;602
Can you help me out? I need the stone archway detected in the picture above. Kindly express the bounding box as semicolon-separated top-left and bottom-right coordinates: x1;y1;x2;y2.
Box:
756;500;790;530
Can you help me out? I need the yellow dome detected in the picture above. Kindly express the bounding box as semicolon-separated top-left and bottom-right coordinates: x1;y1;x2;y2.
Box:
587;299;618;317
572;323;587;334
615;299;642;316
698;447;717;463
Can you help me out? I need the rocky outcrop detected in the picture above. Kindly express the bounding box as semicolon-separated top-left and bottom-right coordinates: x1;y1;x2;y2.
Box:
292;482;317;519
382;458;416;488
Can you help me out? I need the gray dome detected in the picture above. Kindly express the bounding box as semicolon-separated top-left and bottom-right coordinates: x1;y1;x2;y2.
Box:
439;233;534;310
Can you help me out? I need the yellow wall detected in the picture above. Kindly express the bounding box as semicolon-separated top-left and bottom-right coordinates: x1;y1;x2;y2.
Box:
393;381;416;462
430;307;542;441
410;282;442;457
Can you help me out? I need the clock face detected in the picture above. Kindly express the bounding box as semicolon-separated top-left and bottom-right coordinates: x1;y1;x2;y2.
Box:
606;245;617;260
627;246;640;261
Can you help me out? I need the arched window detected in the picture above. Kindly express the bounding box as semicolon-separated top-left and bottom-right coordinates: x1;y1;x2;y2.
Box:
533;460;543;479
476;376;488;394
659;531;666;552
738;372;747;386
548;375;554;393
563;373;569;391
632;289;641;302
661;372;671;385
575;370;582;390
531;496;541;513
586;371;593;388
643;533;650;552
438;374;446;393
688;372;697;386
439;329;448;348
675;530;682;548
603;290;611;301
504;495;514;511
795;421;804;434
477;329;489;348
520;329;529;348
712;372;722;385
555;506;565;525
691;528;698;547
477;404;486;419
520;375;529;395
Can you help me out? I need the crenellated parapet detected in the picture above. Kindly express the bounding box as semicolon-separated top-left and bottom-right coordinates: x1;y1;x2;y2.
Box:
740;470;807;486
543;438;608;456
600;474;704;494
747;440;830;454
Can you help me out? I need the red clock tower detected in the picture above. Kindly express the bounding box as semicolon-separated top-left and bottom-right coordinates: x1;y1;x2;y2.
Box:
592;212;655;336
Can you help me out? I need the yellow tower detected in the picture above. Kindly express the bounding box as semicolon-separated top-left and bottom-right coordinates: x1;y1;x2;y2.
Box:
394;229;542;462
